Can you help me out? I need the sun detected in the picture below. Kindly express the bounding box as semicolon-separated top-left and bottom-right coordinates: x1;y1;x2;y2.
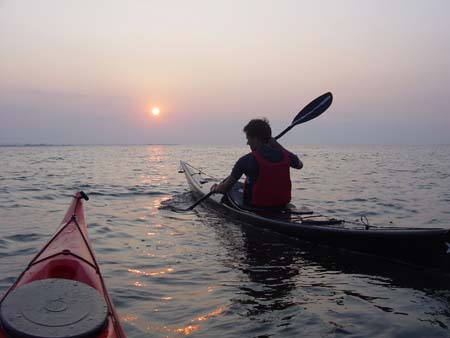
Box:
151;107;160;116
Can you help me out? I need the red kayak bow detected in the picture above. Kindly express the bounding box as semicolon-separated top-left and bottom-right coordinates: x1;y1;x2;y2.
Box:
0;192;126;338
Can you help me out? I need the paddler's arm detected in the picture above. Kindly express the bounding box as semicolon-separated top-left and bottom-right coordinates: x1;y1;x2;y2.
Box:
210;175;238;194
268;138;303;169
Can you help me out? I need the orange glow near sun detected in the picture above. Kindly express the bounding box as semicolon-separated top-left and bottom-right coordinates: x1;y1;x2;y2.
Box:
151;107;160;116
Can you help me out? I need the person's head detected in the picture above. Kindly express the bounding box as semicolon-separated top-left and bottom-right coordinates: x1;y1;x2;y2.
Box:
243;118;272;151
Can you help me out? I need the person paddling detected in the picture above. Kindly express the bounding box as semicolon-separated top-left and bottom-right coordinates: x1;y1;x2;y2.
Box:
210;118;303;207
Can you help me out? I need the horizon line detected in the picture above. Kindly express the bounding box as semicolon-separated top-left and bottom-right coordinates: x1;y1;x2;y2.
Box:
1;143;450;147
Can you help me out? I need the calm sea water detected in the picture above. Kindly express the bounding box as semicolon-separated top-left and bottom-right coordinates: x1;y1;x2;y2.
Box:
1;145;450;338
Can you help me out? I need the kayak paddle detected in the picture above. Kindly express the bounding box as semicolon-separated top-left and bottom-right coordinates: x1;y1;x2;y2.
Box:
274;92;333;139
179;191;213;211
180;92;333;211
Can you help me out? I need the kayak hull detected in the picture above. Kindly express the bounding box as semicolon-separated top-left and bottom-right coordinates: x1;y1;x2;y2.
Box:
0;192;126;338
181;161;450;271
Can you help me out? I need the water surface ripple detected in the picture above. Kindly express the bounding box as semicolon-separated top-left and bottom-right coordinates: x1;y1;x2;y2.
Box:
1;145;450;337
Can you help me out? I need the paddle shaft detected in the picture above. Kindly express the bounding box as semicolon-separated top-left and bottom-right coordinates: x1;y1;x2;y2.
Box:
274;125;293;140
186;191;213;211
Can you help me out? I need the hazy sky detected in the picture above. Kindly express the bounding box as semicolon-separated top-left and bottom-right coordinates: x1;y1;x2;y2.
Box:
1;0;449;145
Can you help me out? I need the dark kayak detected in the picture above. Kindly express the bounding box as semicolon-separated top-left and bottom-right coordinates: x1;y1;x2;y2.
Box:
0;192;127;338
180;161;450;271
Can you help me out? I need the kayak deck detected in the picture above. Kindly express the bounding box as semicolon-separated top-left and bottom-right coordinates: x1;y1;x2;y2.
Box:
180;161;450;271
0;192;126;338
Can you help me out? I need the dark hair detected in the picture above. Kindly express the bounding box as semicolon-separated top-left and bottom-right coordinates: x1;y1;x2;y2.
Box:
243;118;272;143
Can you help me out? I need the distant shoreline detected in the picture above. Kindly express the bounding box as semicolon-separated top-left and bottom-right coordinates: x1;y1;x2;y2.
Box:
0;143;180;147
1;143;449;148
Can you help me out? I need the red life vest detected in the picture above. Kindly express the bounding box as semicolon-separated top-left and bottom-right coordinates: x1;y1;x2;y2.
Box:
247;149;292;207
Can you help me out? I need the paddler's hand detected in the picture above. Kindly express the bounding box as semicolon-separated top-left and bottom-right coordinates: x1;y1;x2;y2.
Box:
210;175;238;195
210;183;220;194
210;183;227;194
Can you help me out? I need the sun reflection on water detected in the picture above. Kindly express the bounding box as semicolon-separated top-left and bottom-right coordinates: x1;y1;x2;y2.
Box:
120;306;227;337
151;197;170;214
175;325;200;335
128;267;174;276
194;307;225;321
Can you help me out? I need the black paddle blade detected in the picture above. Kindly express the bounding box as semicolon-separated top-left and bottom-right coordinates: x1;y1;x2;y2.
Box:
274;92;333;140
292;92;333;126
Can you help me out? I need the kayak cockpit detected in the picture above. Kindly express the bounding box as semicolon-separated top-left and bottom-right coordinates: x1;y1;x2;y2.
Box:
226;181;344;226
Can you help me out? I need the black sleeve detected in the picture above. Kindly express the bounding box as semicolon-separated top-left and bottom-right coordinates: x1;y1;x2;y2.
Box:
230;154;251;180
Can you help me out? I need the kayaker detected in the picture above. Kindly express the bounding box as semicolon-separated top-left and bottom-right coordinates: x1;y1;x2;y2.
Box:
210;118;302;207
